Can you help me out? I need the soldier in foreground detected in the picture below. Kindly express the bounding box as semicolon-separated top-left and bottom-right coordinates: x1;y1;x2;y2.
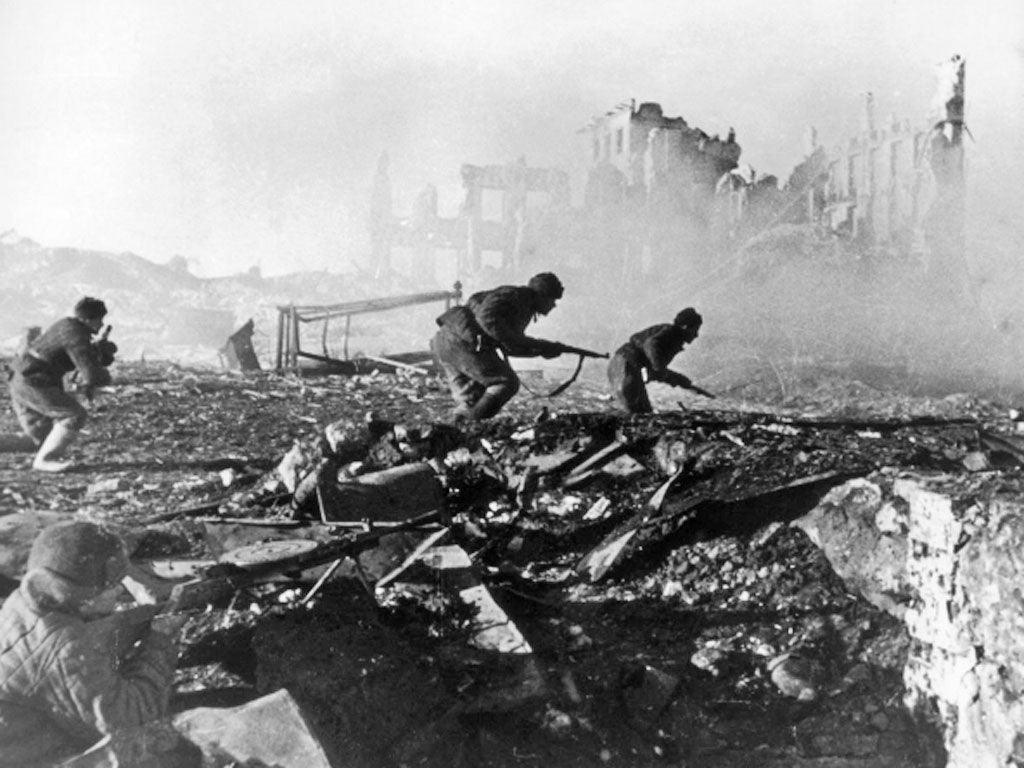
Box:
608;307;711;413
0;520;188;767
432;272;570;420
7;296;117;472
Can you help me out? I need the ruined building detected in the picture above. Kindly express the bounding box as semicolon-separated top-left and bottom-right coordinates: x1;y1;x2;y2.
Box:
368;153;569;280
764;55;968;291
368;56;967;299
577;100;742;278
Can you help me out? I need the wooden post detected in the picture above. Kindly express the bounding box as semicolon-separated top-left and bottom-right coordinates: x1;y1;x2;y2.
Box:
343;315;351;360
321;315;330;357
275;308;285;371
290;305;301;372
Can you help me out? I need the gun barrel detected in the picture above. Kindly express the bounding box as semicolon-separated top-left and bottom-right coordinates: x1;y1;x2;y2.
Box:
557;343;609;359
165;510;446;612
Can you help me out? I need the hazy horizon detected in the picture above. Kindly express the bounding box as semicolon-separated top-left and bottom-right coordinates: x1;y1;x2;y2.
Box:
1;0;1021;280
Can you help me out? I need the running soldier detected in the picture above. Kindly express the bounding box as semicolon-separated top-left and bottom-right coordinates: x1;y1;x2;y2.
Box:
608;307;708;413
432;272;567;420
7;297;117;472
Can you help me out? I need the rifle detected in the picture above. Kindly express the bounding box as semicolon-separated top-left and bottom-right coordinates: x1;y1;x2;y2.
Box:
162;510;445;612
520;341;609;398
649;369;715;399
549;341;609;359
685;382;716;399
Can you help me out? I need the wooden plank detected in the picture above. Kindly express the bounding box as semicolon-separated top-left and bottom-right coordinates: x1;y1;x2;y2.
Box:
374;527;451;590
357;354;430;375
281;288;457;318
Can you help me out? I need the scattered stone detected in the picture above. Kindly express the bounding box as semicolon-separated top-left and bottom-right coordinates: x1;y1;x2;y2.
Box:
768;652;819;701
86;476;126;497
962;451;992;472
690;646;728;677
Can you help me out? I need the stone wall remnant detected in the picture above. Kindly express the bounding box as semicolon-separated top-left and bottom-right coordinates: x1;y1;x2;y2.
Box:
795;470;1024;768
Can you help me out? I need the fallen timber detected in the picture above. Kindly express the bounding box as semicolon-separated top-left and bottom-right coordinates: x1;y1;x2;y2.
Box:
149;510;446;612
673;409;980;432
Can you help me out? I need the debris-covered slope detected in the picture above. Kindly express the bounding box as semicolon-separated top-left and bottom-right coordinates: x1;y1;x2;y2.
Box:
0;360;1019;767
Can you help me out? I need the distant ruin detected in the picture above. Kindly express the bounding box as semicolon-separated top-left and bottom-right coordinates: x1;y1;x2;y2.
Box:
370;55;968;299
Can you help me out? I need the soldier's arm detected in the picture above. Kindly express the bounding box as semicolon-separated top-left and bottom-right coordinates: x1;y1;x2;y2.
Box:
653;369;692;388
47;619;175;740
65;331;111;389
475;295;548;356
640;327;682;378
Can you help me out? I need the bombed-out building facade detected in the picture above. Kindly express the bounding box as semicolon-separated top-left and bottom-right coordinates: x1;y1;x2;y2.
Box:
369;56;967;297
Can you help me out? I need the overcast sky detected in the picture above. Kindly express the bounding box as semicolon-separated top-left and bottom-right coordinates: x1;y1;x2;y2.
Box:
1;0;1021;277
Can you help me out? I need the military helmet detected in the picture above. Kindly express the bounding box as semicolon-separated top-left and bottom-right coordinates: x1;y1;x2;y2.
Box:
27;520;128;597
673;307;702;329
73;296;108;322
527;272;564;300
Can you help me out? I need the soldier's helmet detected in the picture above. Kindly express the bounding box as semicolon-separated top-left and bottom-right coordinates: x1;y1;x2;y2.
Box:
24;520;129;607
73;297;108;322
673;307;702;330
527;272;564;300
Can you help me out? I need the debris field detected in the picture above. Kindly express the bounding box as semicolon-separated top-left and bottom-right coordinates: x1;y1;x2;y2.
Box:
1;360;1019;768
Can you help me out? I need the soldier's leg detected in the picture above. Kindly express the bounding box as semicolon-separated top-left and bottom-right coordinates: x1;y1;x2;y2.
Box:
432;330;519;419
10;378;88;471
9;376;54;445
432;330;486;412
460;352;519;420
447;370;486;412
607;353;651;414
33;420;82;472
11;398;51;446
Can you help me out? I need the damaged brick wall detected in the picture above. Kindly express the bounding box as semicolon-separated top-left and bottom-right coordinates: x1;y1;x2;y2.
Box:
795;472;1024;768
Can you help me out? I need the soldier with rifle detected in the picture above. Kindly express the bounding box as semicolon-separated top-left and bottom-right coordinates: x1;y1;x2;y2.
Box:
431;272;606;420
608;307;713;414
7;297;118;472
0;520;191;767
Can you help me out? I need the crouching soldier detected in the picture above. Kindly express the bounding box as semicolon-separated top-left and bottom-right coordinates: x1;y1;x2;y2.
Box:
0;520;185;767
8;296;117;472
608;307;706;413
431;272;566;420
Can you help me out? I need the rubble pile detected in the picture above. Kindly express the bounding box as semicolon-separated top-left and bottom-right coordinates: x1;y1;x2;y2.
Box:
797;472;1024;767
1;360;1022;767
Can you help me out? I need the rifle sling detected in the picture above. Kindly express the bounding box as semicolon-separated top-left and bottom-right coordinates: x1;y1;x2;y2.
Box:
517;353;587;398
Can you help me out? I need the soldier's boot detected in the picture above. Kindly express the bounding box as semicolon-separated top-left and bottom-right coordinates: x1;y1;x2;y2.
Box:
32;423;79;473
466;384;517;420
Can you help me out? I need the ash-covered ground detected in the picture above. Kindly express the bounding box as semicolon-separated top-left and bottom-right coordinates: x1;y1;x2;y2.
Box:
0;358;1017;768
